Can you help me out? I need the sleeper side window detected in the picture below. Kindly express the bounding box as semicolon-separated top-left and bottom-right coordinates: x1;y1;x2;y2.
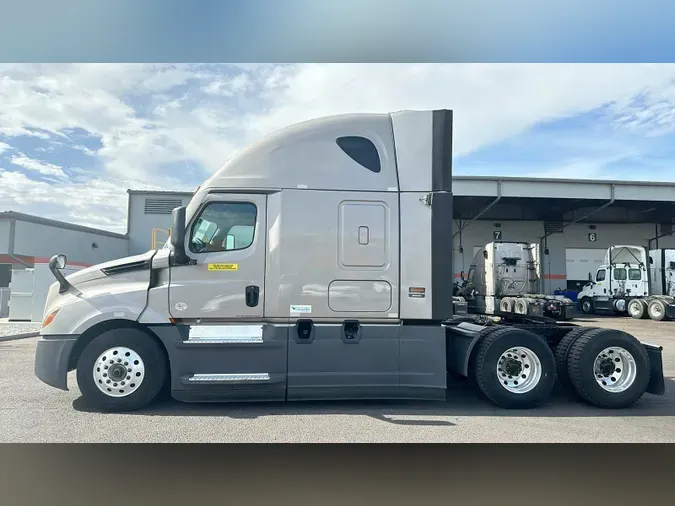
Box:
336;136;381;173
189;202;257;254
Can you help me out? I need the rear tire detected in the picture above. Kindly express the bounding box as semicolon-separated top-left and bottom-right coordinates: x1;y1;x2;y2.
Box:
473;327;556;409
514;298;530;315
554;326;597;392
76;327;168;412
647;299;668;321
627;299;647;320
566;328;650;409
500;297;516;313
580;297;594;315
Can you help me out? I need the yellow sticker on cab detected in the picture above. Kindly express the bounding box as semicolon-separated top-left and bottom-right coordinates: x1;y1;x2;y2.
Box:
208;263;238;271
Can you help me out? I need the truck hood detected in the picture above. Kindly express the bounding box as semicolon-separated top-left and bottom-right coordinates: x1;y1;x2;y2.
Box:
64;250;157;286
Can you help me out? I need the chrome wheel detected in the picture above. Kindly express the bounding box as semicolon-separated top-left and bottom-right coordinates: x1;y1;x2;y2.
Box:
627;300;641;317
496;346;542;394
593;346;636;393
581;299;592;313
93;346;146;398
650;302;664;319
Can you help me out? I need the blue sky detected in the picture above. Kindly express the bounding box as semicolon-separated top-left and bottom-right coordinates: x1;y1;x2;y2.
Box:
1;63;675;233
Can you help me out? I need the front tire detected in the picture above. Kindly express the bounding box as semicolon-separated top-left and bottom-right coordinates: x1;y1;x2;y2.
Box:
580;297;594;315
76;328;168;412
473;327;556;409
566;328;650;409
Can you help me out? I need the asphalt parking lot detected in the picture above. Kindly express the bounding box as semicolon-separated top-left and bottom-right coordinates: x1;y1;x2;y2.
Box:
1;316;673;443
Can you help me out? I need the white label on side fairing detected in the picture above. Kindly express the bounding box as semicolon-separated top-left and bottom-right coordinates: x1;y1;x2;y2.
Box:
290;304;312;314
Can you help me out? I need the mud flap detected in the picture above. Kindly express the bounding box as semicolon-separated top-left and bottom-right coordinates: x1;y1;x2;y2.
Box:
665;304;675;320
643;343;666;395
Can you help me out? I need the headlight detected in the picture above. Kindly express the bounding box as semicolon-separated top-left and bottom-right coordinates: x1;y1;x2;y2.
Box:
42;308;60;328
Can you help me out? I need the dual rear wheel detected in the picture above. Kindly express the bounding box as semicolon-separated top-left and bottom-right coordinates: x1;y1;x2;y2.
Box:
472;326;651;409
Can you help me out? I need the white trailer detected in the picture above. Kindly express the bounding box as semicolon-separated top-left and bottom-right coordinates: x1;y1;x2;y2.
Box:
577;245;675;321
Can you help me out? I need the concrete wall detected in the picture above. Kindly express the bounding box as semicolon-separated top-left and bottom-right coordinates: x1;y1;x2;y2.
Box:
0;218;10;254
13;220;128;266
127;193;192;256
453;220;675;294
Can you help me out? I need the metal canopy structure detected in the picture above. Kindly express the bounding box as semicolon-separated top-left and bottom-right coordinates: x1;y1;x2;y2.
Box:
452;176;675;225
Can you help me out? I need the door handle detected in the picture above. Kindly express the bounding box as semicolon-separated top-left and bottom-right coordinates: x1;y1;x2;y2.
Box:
245;285;259;307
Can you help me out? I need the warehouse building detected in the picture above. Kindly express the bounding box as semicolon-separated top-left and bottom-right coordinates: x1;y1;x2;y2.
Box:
126;190;193;254
0;211;128;320
125;176;675;298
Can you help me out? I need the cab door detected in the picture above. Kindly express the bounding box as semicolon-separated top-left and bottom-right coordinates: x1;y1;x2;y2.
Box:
169;193;266;320
167;193;287;401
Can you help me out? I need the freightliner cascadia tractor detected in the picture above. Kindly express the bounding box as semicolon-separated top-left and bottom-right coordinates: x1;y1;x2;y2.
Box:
35;109;665;412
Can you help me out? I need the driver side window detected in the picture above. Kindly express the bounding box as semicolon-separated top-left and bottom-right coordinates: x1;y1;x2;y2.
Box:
189;202;257;254
596;269;606;282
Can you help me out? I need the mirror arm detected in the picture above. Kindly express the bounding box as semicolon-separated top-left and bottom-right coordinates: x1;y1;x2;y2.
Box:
48;254;72;294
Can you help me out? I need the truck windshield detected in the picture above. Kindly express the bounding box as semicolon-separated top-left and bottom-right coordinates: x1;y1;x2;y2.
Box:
629;268;641;280
613;268;627;281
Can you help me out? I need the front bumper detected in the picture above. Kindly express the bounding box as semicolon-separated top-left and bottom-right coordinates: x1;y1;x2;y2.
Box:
34;335;78;391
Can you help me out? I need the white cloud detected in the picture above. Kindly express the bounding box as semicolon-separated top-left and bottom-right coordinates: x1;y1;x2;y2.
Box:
244;64;675;157
202;73;252;96
0;169;174;233
10;154;65;178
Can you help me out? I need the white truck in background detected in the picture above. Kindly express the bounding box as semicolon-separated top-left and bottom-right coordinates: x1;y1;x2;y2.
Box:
455;241;576;321
577;245;675;321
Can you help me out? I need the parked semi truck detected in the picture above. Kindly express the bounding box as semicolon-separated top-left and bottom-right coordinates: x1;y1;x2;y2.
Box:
578;244;675;321
34;109;665;412
454;241;576;321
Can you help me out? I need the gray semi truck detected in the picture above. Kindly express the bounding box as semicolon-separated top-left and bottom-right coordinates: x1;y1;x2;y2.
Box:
455;241;576;321
34;109;665;412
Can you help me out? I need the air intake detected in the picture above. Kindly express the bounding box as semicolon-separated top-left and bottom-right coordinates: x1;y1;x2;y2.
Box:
144;198;183;215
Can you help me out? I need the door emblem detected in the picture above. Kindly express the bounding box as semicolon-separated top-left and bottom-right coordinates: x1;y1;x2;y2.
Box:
175;302;188;311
